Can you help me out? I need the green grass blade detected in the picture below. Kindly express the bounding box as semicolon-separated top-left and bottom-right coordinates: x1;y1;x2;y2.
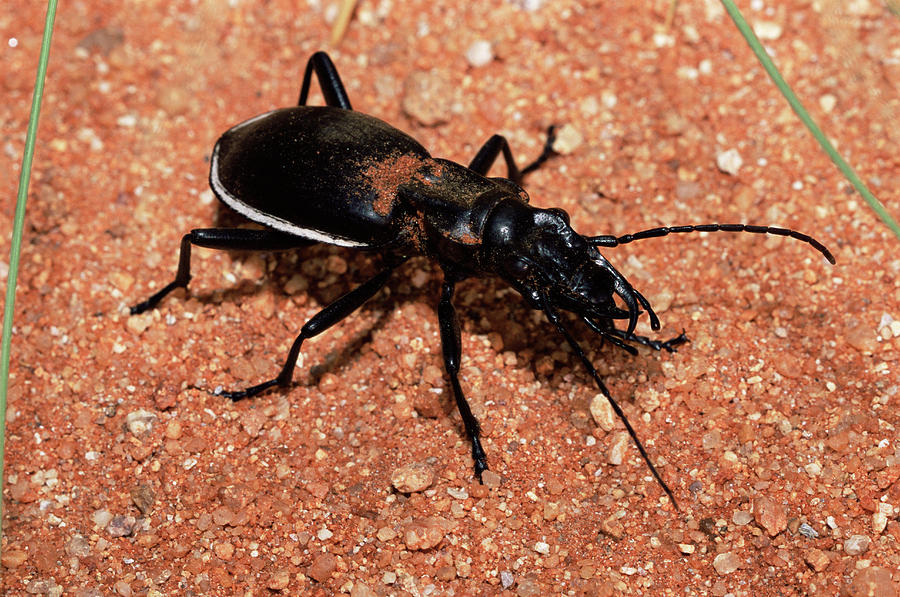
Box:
719;0;900;241
0;0;60;541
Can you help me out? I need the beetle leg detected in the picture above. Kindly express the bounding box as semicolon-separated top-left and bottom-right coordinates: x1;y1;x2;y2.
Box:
220;262;402;401
297;51;352;110
604;328;689;353
467;126;556;184
438;277;489;480
131;228;309;315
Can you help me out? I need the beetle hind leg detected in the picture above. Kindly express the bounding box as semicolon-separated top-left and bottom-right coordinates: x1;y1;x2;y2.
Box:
130;228;309;315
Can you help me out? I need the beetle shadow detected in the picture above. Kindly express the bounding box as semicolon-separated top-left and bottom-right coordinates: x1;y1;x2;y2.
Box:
200;205;411;387
209;205;657;409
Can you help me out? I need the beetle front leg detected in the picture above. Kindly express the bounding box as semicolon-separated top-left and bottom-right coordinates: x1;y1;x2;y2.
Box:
131;228;309;315
437;277;489;480
220;262;401;401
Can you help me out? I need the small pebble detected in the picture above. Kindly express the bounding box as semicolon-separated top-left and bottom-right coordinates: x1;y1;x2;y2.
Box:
65;535;91;558
125;409;157;436
716;148;743;175
465;40;493;67
481;469;502;489
391;461;435;493
753;496;787;536
873;511;888;535
130;484;155;515
804;548;830;572
447;486;469;500
92;509;113;529
350;582;377;597
552;123;583;155
213;541;234;560
843;534;871;556
308;553;337;583
402;517;447;550
846;322;878;353
732;510;752;526
753;21;783;40
267;568;291;591
599;517;624;540
533;541;550;555
589;394;615;431
500;571;515;589
107;515;137;538
712;552;741;575
1;549;27;568
798;522;819;538
607;432;629;465
376;526;396;542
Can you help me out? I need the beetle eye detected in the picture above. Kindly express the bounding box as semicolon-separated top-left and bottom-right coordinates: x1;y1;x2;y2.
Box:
509;258;530;277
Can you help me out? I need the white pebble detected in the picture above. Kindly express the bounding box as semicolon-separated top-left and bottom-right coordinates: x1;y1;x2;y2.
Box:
716;149;743;175
753;21;783;40
465;40;493;67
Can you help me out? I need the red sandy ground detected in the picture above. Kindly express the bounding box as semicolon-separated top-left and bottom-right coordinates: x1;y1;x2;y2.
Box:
2;1;899;595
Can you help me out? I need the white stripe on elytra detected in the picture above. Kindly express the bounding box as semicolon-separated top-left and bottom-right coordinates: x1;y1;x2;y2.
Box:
209;120;368;248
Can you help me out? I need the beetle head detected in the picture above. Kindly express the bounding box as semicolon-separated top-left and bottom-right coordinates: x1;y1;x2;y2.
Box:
481;199;657;335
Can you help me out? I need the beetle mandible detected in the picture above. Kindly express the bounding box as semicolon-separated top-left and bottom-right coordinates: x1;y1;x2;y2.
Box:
131;52;835;510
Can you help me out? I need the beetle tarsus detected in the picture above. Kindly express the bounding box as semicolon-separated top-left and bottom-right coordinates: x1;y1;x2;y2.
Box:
217;378;282;401
473;452;489;482
606;329;689;353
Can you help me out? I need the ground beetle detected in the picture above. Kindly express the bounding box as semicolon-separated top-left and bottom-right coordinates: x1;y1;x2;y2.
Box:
132;52;835;510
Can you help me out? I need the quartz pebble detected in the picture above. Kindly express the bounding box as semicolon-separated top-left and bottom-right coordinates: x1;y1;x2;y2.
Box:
713;552;741;575
391;461;434;493
402;517;448;550
753;496;787;536
464;40;493;67
843;534;871;556
308;553;337;583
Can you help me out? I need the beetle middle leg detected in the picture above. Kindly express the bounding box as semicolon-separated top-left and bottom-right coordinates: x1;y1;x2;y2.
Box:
297;51;352;110
219;260;405;400
438;274;489;479
131;228;311;314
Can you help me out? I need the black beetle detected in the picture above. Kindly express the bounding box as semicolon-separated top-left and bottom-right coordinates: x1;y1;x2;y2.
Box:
132;52;835;510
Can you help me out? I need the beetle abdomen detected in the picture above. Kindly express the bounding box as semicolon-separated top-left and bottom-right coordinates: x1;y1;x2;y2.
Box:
210;106;432;247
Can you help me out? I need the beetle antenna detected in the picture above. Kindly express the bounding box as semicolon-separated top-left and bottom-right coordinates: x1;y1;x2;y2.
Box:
587;224;835;264
540;294;680;512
